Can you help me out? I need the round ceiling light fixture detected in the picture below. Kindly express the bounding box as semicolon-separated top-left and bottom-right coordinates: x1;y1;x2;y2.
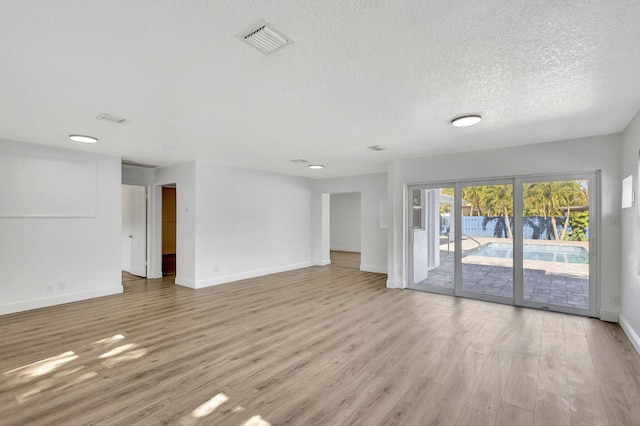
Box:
451;114;482;127
69;134;98;143
308;164;324;170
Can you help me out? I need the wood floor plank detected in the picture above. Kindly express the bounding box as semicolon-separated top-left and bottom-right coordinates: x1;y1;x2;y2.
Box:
1;259;640;426
495;402;534;426
568;385;609;426
564;333;599;391
502;353;538;411
534;389;571;426
537;331;568;397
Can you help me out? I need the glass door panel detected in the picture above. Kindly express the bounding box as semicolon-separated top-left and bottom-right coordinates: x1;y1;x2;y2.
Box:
459;183;514;301
520;178;591;312
409;186;455;294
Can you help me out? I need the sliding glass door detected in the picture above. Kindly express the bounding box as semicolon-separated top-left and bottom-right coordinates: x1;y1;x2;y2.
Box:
458;181;514;304
407;173;598;317
516;176;596;315
408;185;455;295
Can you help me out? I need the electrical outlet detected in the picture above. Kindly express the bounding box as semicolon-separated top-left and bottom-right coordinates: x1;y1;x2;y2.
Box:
610;295;619;305
58;282;67;290
46;284;54;292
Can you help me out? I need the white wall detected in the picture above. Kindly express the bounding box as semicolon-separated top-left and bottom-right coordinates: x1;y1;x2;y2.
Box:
153;161;197;285
387;134;622;321
122;164;154;186
620;109;640;353
330;193;361;252
312;173;388;274
0;139;122;315
193;161;312;288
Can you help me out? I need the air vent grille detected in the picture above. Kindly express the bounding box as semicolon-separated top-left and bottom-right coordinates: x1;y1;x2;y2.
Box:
244;24;290;54
368;145;386;151
96;113;128;124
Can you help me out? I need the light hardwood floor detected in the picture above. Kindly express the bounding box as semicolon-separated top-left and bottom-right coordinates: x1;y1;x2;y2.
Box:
330;250;361;269
1;261;640;425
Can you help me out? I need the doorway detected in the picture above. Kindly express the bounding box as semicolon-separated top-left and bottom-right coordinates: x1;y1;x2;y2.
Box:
408;185;455;294
162;186;177;276
330;192;361;269
121;184;147;279
408;173;597;317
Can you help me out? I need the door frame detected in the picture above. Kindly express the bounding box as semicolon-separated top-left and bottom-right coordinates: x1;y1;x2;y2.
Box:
122;183;151;278
514;172;599;317
406;171;600;317
407;183;456;295
455;178;516;306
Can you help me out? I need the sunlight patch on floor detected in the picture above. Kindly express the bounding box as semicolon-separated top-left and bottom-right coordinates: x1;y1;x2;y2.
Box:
241;415;271;426
99;343;138;358
4;332;149;404
4;351;78;385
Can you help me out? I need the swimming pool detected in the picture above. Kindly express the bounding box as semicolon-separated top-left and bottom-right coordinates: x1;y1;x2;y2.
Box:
464;242;589;264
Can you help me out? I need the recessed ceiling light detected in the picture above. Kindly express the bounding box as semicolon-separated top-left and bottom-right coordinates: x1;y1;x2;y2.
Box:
451;114;482;127
69;135;98;143
308;165;324;170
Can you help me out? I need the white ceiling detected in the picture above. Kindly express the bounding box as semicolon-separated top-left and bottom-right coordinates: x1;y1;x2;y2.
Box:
1;1;639;178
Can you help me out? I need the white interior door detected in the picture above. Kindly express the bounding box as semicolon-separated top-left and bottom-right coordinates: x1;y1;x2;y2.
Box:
129;186;147;277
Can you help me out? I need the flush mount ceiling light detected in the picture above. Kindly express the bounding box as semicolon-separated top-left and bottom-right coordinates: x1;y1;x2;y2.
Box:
451;114;482;127
243;23;291;54
308;165;324;170
69;134;98;143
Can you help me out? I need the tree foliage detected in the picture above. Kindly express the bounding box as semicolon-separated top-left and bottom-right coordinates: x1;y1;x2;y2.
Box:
438;180;589;240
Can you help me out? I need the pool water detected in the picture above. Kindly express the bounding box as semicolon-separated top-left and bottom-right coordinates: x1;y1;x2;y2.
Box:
464;242;589;264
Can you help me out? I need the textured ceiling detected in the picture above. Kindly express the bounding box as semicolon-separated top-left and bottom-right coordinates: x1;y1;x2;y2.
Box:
1;0;639;178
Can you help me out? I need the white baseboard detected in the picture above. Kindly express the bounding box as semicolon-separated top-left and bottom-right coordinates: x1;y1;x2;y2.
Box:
360;265;387;274
0;286;123;316
175;276;196;289
620;314;640;355
599;310;619;323
314;259;331;266
330;247;361;253
195;261;313;289
386;279;403;289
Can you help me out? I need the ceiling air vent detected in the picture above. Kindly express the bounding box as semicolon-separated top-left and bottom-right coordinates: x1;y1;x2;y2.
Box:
96;113;128;124
368;145;386;151
243;24;290;54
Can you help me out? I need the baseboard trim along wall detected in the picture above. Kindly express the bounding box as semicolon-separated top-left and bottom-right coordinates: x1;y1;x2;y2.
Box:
599;310;619;323
194;261;313;289
620;314;640;355
175;276;196;289
0;286;123;316
386;279;404;289
314;259;331;266
360;265;387;274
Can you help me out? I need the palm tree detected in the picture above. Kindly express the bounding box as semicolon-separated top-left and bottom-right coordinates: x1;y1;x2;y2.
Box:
523;181;587;240
558;181;588;239
462;186;485;216
484;184;514;238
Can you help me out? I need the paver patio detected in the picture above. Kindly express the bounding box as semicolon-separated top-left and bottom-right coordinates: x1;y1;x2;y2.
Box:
416;245;589;311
